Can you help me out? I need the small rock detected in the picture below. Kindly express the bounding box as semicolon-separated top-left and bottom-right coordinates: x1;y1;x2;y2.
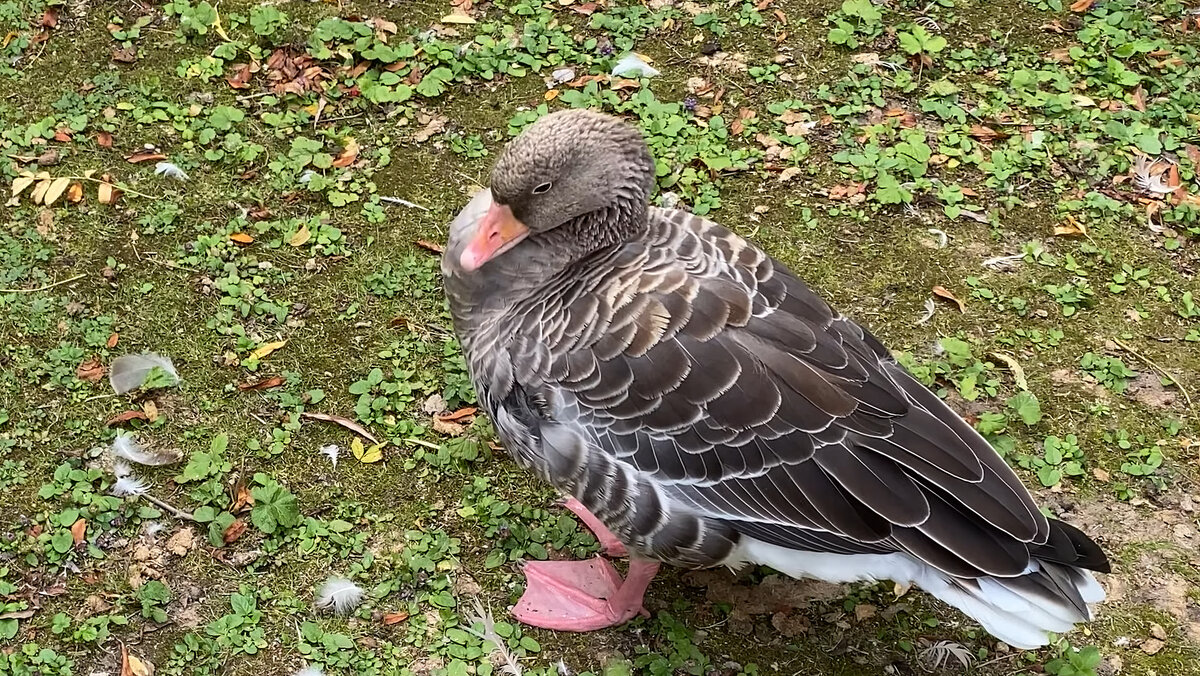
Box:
1149;623;1167;640
700;40;721;55
36;148;61;166
1140;637;1165;655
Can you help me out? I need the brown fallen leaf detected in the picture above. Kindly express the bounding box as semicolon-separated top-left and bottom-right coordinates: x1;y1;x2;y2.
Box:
382;611;410;625
332;138;360;168
0;609;35;621
229;232;254;245
968;124;1002;140
165;528;195;556
126;151;167;164
70;518;87;544
1131;85;1146;112
932;286;967;313
66;182;83;203
1184;144;1200;166
40;8;58;27
1053;215;1087;236
238;375;286;391
230;484;254;513
437;407;477;422
120;644;154;676
107;332;120;348
300;411;380;444
1141;637;1166;655
222;519;248;544
226;63;253;90
77;357;106;383
142;400;158;422
53;128;72;142
249;340;286;360
416;239;444;254
107;410;150;427
96;131;114;148
98;174;120;205
1069;0;1094;11
111;46;137;63
1092;467;1111;482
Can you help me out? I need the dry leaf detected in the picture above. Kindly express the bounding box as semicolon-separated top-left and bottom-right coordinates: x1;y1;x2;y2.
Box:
66;182;83;203
300;412;380;444
1184;144;1200;166
288;224;312;247
968;124;1001;140
332;138;359;168
30;176;52;203
142;400;158;422
1131;85;1146;112
990;352;1029;390
70;518;87;544
165;528;195;556
120;645;154;676
416;239;444;254
107;332;120;348
43;176;70;205
77;357;106;383
1141;638;1166;655
249;340;287;360
107;410;150;426
222;520;248;544
1092;467;1110;482
126;151;167;164
1053;215;1087;236
11;173;37;199
40;8;58;27
111;46;137;63
96;131;114;148
98;174;120;205
382;611;410;625
1069;0;1094;11
238;375;285;390
437;407;477;422
440;13;477;24
932;286;966;312
230;485;254;513
226;63;253;90
229;232;254;245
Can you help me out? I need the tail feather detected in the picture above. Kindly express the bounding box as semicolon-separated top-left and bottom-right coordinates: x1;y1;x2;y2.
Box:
920;561;1105;649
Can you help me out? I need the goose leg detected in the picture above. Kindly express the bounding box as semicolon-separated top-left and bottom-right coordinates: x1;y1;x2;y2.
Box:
560;497;628;557
513;558;660;631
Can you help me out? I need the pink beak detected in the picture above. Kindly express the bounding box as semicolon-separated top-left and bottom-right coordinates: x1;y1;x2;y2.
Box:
459;202;530;271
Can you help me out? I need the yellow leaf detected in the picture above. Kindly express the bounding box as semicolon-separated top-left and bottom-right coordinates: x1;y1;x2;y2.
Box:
229;232;254;244
1053;216;1087;237
249;340;287;360
440;13;477;23
352;437;385;463
43;176;71;205
142;400;159;422
30;177;52;204
11;173;36;198
288;224;312;247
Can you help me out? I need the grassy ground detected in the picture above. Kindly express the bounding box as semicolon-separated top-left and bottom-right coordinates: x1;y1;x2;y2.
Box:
1;0;1199;673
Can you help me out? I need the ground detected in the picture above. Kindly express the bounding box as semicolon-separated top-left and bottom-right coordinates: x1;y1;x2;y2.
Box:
0;0;1198;674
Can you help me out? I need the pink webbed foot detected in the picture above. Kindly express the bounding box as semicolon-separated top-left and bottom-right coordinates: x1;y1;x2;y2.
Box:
513;558;660;631
560;497;628;558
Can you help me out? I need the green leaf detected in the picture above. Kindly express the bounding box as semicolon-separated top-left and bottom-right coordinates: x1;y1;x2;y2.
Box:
1006;391;1042;426
51;530;73;553
250;481;300;534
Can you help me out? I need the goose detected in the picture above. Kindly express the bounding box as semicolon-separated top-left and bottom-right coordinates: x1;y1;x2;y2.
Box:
441;109;1108;648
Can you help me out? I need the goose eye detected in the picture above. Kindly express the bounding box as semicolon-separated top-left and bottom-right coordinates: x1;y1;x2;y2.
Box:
531;182;553;195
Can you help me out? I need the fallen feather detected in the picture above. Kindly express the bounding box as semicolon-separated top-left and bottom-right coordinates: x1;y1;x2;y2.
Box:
982;253;1023;271
153;162;189;181
548;67;575;87
298;169;316;184
465;598;523;675
379;195;429;211
315;577;365;615
112;475;150;497
915;298;936;326
294;668;325;676
1132;156;1177;195
111;433;180;466
611;53;660;78
110;353;179;394
113;460;132;477
320;444;339;468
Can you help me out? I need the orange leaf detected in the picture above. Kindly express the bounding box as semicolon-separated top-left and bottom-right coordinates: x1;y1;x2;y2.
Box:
1069;0;1094;11
227;63;253;90
1185;144;1200;166
126;151;166;164
77;357;106;383
332;138;360;168
119;647;153;676
96;131;114;148
1053;215;1087;236
107;410;149;426
932;286;966;313
66;182;83;203
382;611;410;625
230;484;255;513
544;89;559;101
107;332;120;348
1166;164;1181;189
70;518;87;544
222;519;248;544
437;407;478;422
238;375;285;391
229;233;254;245
968;124;1001;140
416;239;444;254
40;8;58;27
53;128;72;142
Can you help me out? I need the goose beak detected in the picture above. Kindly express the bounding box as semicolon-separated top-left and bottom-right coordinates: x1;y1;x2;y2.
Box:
460;202;530;272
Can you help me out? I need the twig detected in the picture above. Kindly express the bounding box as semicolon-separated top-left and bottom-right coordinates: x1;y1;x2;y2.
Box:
379;195;429;211
1112;337;1194;411
0;273;85;294
141;494;197;522
300;411;380;444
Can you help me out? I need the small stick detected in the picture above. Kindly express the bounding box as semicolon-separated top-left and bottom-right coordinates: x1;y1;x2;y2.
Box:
1112;337;1194;411
300;411;380;444
141;494;197;522
0;273;85;294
